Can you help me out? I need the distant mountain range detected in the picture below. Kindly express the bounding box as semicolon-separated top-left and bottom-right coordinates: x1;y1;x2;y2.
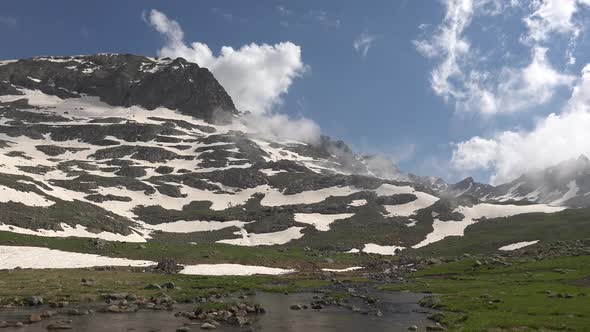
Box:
436;155;590;208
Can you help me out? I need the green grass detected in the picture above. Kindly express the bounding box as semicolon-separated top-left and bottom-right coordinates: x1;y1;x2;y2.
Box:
0;231;365;269
381;255;590;331
0;269;332;305
408;209;590;257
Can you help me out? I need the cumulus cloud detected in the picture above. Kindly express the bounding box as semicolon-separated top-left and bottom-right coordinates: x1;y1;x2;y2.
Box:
523;0;590;43
240;113;321;144
353;32;377;58
414;0;474;99
145;10;320;144
146;9;306;114
452;64;590;184
458;47;574;114
415;0;577;115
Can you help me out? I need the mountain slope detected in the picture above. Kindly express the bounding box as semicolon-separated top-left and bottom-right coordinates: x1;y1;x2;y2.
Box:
0;54;580;263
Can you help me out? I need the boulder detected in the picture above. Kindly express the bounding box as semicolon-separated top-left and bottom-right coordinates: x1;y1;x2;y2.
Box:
200;322;216;330
28;296;44;306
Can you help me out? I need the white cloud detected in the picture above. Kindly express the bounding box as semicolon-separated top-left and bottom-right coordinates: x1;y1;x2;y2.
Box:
415;0;576;115
458;47;574;114
452;64;590;184
240;113;321;144
147;9;306;114
306;10;341;27
353;32;377;58
522;0;590;43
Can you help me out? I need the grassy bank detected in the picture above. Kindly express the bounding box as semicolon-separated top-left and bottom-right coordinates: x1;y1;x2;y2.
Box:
0;268;336;305
0;231;366;270
382;255;590;331
407;209;590;257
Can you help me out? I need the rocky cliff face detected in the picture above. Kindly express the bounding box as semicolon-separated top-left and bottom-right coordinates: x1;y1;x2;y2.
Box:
0;54;237;122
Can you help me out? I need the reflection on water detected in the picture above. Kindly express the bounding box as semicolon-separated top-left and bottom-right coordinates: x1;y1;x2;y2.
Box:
0;291;433;332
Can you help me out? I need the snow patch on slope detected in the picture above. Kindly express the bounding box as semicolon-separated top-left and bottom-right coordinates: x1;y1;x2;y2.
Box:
260;186;359;207
499;240;539;251
146;220;248;233
0;245;153;269
0;245;293;275
346;242;406;255
0;223;147;242
0;185;54;207
180;264;294;276
375;184;439;217
293;213;354;231
361;243;405;255
413;204;565;248
551;181;579;206
216;227;305;246
322;266;363;272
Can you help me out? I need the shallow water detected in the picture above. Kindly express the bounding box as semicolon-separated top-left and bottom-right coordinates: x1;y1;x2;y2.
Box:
0;291;433;332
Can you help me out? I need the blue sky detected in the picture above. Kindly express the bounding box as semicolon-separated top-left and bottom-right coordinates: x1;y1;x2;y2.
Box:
2;1;590;184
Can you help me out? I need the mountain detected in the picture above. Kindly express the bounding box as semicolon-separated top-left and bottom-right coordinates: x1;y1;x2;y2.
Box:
0;54;580;260
441;156;590;207
0;54;237;122
444;176;495;199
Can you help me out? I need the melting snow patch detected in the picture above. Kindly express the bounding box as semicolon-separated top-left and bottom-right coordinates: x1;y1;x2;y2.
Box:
0;223;147;243
0;246;294;275
217;227;305;246
0;186;54;207
375;184;439;217
551;181;579;206
293;213;354;231
0;88;63;106
146;220;248;233
361;243;405;256
413;203;565;249
322;266;363;272
179;264;294;276
258;168;286;176
0;60;17;66
499;240;539;251
261;186;359;207
0;246;153;269
348;199;367;207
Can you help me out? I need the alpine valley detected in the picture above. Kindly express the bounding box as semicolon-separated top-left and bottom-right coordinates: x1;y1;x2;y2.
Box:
1;54;590;331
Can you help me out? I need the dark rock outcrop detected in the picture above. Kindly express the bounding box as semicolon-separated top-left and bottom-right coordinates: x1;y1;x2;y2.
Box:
0;54;238;122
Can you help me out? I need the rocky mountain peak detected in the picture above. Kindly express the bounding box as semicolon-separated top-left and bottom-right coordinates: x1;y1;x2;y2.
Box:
456;176;474;187
0;54;237;122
